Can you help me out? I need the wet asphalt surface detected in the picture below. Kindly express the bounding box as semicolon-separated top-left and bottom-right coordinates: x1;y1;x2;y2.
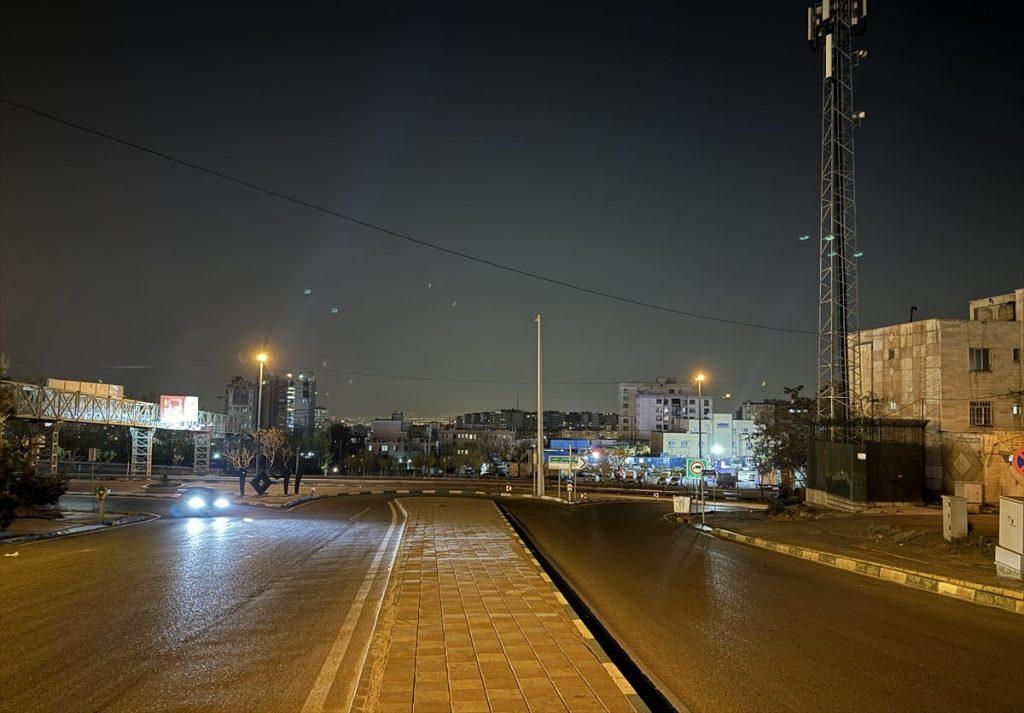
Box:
0;494;401;712
502;499;1024;713
3;494;1022;713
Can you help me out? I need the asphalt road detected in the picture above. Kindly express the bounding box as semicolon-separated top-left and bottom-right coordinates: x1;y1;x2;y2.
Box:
502;499;1024;713
0;494;403;712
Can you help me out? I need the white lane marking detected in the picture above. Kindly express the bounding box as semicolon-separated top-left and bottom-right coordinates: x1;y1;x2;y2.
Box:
343;498;409;713
603;661;637;695
300;500;405;713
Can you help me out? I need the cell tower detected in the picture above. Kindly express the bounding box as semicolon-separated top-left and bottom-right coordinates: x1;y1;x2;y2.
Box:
808;0;868;432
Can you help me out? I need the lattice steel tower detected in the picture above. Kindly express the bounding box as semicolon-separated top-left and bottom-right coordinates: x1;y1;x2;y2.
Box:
808;0;868;430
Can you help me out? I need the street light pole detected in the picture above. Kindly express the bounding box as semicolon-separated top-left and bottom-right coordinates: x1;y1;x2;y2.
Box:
695;373;706;526
535;314;544;497
255;353;268;481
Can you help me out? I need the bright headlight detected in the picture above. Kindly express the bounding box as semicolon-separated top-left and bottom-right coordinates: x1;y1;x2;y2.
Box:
214;497;230;508
187;496;206;509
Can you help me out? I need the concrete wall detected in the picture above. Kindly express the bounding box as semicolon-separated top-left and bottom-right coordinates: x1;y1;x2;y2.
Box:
939;430;1024;504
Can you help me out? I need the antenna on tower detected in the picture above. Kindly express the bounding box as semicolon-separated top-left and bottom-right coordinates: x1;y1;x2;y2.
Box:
808;0;868;439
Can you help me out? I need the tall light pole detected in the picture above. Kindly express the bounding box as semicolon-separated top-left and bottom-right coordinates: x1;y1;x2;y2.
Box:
694;372;706;525
255;352;268;480
535;314;544;497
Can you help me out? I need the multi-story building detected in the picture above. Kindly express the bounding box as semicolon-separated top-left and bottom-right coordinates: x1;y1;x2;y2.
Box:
314;406;331;431
651;413;756;463
224;376;257;432
564;411;617;431
261;371;317;431
855;290;1023;500
363;413;438;464
619;378;712;441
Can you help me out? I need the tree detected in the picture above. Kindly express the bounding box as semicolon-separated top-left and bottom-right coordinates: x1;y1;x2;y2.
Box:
412;451;436;475
257;428;286;475
0;442;69;529
224;438;255;473
750;385;815;491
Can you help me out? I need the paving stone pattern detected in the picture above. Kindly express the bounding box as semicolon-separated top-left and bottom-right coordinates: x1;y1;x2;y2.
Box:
354;497;637;712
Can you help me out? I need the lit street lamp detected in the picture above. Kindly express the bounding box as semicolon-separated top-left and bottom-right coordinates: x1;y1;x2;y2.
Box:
254;352;269;486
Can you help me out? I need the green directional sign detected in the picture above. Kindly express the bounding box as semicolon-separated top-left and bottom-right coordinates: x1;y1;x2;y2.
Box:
685;458;707;479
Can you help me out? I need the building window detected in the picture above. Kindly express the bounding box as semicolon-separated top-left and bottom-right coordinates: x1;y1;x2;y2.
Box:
1014;348;1021;363
969;401;992;427
887;349;895;360
969;348;991;371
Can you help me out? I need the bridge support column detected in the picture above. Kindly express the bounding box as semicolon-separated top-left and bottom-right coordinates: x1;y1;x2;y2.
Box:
129;427;155;478
193;430;211;476
42;422;63;477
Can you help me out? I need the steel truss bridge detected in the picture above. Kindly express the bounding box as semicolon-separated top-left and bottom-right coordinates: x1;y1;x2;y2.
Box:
0;380;241;477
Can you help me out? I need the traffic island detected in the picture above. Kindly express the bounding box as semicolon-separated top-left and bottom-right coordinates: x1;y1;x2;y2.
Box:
697;513;1024;614
0;510;156;545
352;497;645;712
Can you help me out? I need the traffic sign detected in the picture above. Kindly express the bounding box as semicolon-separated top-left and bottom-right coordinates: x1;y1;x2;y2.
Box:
549;455;587;471
685;458;707;479
1013;447;1024;477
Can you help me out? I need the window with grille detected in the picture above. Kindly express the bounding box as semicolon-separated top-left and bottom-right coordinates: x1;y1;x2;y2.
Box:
968;348;991;371
969;401;992;426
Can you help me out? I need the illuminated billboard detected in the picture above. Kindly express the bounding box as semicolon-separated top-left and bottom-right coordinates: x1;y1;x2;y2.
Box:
160;395;199;424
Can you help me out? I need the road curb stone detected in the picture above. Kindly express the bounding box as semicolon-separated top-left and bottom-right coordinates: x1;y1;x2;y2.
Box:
699;525;1024;615
0;512;156;545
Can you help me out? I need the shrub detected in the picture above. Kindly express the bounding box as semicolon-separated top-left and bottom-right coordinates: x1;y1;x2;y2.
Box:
0;443;69;527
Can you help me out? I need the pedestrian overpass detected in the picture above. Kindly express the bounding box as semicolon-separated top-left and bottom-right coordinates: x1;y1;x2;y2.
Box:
0;380;240;477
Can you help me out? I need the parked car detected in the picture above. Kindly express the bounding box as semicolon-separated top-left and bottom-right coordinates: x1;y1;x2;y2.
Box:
429;466;444;476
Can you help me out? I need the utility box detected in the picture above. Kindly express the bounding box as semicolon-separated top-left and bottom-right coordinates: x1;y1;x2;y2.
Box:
954;482;983;513
995;496;1023;580
673;495;692;515
942;495;968;542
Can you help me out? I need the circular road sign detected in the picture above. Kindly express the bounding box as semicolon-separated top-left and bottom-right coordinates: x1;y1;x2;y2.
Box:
1013;447;1024;476
687;459;705;478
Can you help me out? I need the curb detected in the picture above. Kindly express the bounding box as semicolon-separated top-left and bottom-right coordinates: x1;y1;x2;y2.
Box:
699;525;1024;615
235;493;325;510
496;502;660;713
67;491;178;499
0;513;157;545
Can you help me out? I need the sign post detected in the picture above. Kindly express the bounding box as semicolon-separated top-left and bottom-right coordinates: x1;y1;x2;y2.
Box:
95;486;109;522
686;458;708;525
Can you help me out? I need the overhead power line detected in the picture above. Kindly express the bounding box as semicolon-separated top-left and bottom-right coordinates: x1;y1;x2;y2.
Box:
1;97;816;336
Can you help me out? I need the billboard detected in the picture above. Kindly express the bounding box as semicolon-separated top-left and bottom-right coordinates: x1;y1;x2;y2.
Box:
160;395;199;424
551;439;591;451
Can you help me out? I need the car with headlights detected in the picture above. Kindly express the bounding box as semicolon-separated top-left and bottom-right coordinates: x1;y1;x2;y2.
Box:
171;486;233;517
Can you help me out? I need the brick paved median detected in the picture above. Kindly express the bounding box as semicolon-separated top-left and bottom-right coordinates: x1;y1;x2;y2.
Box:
353;497;640;712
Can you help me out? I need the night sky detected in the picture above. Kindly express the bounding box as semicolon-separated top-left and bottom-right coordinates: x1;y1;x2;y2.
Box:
1;2;1021;419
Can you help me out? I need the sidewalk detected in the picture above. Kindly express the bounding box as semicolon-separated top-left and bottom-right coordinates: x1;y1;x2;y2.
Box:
705;511;1023;613
353;498;641;712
